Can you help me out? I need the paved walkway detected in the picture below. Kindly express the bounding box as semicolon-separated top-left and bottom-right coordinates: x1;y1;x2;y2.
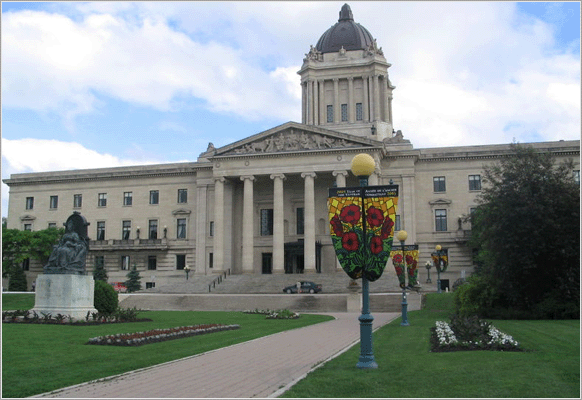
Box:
33;312;400;398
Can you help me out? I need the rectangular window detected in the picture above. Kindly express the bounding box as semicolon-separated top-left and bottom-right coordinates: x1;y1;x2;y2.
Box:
326;105;334;123
356;103;363;121
209;253;214;269
123;192;133;206
22;258;30;271
145;282;155;289
98;193;107;207
148;255;157;270
49;195;58;209
24;224;32;231
48;223;57;229
469;175;482;191
73;194;82;208
176;254;186;270
177;189;188;203
209;221;214;237
177;218;187;239
149;190;159;205
260;209;274;236
25;197;34;210
121;255;130;270
433;177;446;192
296;207;304;235
95;256;105;270
122;220;131;240
341;103;348;122
435;209;447;232
97;221;106;240
395;215;401;232
148;220;158;239
574;170;580;185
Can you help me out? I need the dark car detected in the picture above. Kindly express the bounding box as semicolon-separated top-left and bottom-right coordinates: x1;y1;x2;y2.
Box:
283;281;322;294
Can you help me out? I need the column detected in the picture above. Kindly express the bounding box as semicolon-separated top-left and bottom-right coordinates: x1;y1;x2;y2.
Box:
383;76;391;124
241;175;255;273
333;78;340;123
374;74;380;122
271;174;286;273
213;177;225;273
363;76;370;122
196;184;208;275
332;170;348;271
369;75;375;121
348;77;355;123
302;81;306;124
319;79;325;125
402;175;417;243
307;80;313;125
313;80;319;125
301;172;317;272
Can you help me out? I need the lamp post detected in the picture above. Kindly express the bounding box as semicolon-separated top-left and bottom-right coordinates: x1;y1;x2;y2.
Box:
425;261;432;283
184;265;191;281
396;230;409;326
435;245;443;293
351;153;378;369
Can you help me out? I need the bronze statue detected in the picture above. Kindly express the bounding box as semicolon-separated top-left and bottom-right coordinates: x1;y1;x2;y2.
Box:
44;212;90;275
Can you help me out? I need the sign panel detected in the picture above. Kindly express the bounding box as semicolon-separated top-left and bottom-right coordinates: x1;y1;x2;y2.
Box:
328;185;399;281
390;245;419;289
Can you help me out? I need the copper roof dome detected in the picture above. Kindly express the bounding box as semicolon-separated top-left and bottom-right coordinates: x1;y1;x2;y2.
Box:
315;4;375;54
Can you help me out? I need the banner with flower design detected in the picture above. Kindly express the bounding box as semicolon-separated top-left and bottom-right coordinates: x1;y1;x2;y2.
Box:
390;245;419;288
328;185;399;281
431;250;448;273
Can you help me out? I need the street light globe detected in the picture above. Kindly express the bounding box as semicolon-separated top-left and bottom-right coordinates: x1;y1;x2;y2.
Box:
435;244;442;251
351;153;376;177
184;265;190;271
396;230;408;242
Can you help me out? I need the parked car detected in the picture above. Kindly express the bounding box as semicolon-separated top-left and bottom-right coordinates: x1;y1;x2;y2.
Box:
283;281;322;294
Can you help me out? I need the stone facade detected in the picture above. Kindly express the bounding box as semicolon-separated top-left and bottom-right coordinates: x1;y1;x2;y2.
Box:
3;5;580;291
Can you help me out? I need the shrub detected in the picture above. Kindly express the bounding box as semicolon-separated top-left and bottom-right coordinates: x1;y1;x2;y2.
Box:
94;280;118;315
452;275;496;317
8;265;28;292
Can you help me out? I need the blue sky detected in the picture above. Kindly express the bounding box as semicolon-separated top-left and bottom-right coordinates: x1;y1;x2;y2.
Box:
2;2;580;217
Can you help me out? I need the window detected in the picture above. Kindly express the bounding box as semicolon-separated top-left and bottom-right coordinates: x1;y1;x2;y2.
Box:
25;197;34;210
149;190;159;205
24;224;32;231
469;175;481;191
98;193;107;207
341;103;348;122
73;194;82;208
122;220;131;240
121;255;130;270
176;254;186;270
435;209;447;232
148;220;158;239
296;208;304;235
123;192;133;206
148;255;157;270
49;195;58;209
209;221;214;237
145;282;156;289
97;221;106;240
95;256;105;270
433;177;446;192
209;253;214;269
22;258;30;271
177;218;187;239
260;209;274;236
177;189;188;203
574;170;580;185
395;215;401;232
327;105;334;123
356;103;363;121
48;223;57;229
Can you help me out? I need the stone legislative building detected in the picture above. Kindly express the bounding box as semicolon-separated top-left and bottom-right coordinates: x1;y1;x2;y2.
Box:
4;4;580;290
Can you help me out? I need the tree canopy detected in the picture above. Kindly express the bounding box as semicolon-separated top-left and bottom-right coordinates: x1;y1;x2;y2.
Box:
469;143;579;318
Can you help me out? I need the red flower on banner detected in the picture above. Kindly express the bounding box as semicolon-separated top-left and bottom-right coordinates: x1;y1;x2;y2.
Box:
340;205;361;224
392;254;403;263
380;217;394;239
366;207;384;227
405;254;414;265
395;266;403;275
330;216;343;237
370;236;383;254
342;232;360;251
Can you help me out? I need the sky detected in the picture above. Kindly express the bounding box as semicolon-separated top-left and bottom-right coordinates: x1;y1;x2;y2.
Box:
1;1;581;218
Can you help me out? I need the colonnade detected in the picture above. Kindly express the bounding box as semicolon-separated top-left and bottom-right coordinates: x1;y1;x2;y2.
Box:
302;75;393;126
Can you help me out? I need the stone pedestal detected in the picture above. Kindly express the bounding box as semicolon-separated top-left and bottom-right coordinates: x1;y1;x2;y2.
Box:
32;275;98;320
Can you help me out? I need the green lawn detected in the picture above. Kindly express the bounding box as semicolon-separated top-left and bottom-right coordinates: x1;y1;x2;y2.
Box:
281;293;580;398
1;294;333;398
2;293;35;310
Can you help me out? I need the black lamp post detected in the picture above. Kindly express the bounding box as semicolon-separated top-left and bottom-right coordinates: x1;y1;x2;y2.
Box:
434;245;444;293
184;265;191;281
396;230;409;326
425;261;432;283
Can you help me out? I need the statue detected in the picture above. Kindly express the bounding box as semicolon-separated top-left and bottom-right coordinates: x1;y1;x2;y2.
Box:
44;212;90;275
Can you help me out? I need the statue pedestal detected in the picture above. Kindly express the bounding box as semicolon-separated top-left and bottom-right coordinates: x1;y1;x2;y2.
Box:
32;275;98;320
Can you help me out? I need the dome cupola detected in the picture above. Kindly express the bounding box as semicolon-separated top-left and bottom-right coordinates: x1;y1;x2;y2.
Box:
315;4;375;54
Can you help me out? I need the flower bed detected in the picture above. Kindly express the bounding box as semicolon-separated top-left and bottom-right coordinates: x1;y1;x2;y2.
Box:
86;324;240;346
243;309;300;319
430;319;521;352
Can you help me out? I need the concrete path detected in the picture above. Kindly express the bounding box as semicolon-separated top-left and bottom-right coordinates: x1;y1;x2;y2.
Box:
33;312;400;398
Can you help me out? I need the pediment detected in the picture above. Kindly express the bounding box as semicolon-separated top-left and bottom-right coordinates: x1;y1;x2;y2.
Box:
200;122;382;159
172;208;192;216
429;199;452;206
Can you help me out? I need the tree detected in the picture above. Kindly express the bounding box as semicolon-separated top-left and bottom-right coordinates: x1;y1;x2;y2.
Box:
469;143;580;318
124;264;142;293
93;258;109;282
8;263;28;291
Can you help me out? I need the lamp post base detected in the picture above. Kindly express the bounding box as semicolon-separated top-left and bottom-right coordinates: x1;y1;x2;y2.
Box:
357;278;378;369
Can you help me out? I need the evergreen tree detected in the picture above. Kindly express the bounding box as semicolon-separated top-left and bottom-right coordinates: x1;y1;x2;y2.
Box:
93;258;109;282
124;264;142;293
8;264;28;291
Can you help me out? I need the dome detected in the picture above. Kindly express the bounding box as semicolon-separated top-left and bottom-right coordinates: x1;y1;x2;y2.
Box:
315;4;375;54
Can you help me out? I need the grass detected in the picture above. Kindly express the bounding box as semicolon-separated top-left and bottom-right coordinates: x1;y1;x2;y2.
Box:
2;293;35;310
1;294;334;398
281;293;580;398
